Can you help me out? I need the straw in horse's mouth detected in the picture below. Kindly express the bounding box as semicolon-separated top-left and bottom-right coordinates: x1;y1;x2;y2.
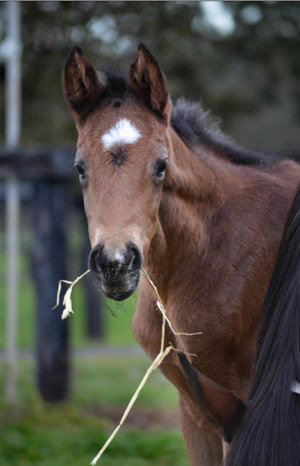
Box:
52;269;90;319
53;268;202;464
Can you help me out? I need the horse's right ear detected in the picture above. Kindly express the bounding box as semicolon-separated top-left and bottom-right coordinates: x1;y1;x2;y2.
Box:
63;46;103;121
178;353;246;443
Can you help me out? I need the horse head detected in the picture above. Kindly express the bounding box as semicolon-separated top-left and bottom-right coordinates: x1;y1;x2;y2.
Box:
63;44;172;301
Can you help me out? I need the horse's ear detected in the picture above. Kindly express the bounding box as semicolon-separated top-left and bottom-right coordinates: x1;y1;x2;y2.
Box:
129;43;171;124
178;353;246;443
63;46;103;121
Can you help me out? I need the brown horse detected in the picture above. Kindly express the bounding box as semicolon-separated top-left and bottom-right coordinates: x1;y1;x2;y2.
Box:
63;44;300;465
179;182;300;465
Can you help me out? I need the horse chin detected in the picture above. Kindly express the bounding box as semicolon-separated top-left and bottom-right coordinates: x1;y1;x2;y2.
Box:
98;273;140;302
105;289;135;302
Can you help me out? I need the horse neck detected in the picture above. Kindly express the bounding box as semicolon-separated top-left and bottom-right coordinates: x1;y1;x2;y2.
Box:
146;127;231;289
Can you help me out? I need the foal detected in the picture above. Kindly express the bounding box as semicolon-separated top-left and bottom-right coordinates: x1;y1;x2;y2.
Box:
63;44;300;465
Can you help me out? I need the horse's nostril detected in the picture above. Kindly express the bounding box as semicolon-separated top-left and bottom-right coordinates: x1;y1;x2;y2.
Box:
89;242;142;282
88;244;104;274
127;242;142;271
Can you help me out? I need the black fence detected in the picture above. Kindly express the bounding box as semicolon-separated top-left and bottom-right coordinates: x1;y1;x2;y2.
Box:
0;147;103;402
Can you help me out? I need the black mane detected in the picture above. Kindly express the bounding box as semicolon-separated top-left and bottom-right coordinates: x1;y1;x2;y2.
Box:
171;98;281;166
103;70;281;166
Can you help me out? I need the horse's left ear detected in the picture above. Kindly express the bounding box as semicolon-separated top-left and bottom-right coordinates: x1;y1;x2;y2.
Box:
129;44;172;124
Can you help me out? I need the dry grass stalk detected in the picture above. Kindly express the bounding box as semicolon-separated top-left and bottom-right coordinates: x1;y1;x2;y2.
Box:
53;267;202;464
91;268;203;464
91;269;172;464
90;344;173;465
142;268;202;338
156;301;203;337
53;269;90;319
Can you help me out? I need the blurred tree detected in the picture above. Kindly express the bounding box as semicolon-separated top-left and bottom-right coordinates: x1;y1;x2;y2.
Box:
0;1;299;151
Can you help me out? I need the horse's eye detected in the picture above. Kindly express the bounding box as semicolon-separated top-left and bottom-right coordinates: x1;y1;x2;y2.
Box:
154;159;168;182
75;163;86;180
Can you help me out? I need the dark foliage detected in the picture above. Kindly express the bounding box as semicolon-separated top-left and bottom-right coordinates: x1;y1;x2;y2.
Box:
0;2;300;149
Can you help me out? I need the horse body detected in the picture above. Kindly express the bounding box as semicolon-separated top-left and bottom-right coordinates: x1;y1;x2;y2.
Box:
179;182;300;465
133;129;300;463
136;128;297;382
63;44;300;465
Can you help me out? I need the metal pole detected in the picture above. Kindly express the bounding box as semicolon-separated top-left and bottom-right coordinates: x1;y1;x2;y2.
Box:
5;1;21;404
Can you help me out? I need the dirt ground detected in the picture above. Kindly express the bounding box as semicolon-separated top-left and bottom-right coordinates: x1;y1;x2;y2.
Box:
86;406;180;430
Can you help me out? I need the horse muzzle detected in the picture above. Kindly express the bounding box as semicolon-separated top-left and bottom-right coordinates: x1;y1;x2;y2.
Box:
88;242;143;301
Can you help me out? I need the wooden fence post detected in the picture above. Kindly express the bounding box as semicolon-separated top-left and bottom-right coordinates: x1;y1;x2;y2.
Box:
31;179;70;402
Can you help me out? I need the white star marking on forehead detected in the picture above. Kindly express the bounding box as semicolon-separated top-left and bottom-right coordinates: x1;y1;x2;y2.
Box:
102;118;141;151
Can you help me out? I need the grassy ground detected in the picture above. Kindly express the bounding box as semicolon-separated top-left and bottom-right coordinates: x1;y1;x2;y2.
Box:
0;357;189;466
71;283;138;347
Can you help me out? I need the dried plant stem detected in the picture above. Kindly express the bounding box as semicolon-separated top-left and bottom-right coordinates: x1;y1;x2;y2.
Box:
53;267;202;464
91;269;171;464
90;344;173;465
91;268;203;464
142;268;202;338
156;301;203;336
52;269;90;319
141;268;167;352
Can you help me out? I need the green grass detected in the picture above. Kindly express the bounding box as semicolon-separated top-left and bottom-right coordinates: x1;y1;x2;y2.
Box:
0;248;36;349
71;283;137;347
0;357;188;466
72;357;179;408
1;417;187;466
1;357;179;409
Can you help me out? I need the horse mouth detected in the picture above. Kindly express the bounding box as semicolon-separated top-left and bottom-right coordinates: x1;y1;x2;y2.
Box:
93;272;140;302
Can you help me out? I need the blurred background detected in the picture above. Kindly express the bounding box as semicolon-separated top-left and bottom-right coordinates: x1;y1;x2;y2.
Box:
0;2;299;465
